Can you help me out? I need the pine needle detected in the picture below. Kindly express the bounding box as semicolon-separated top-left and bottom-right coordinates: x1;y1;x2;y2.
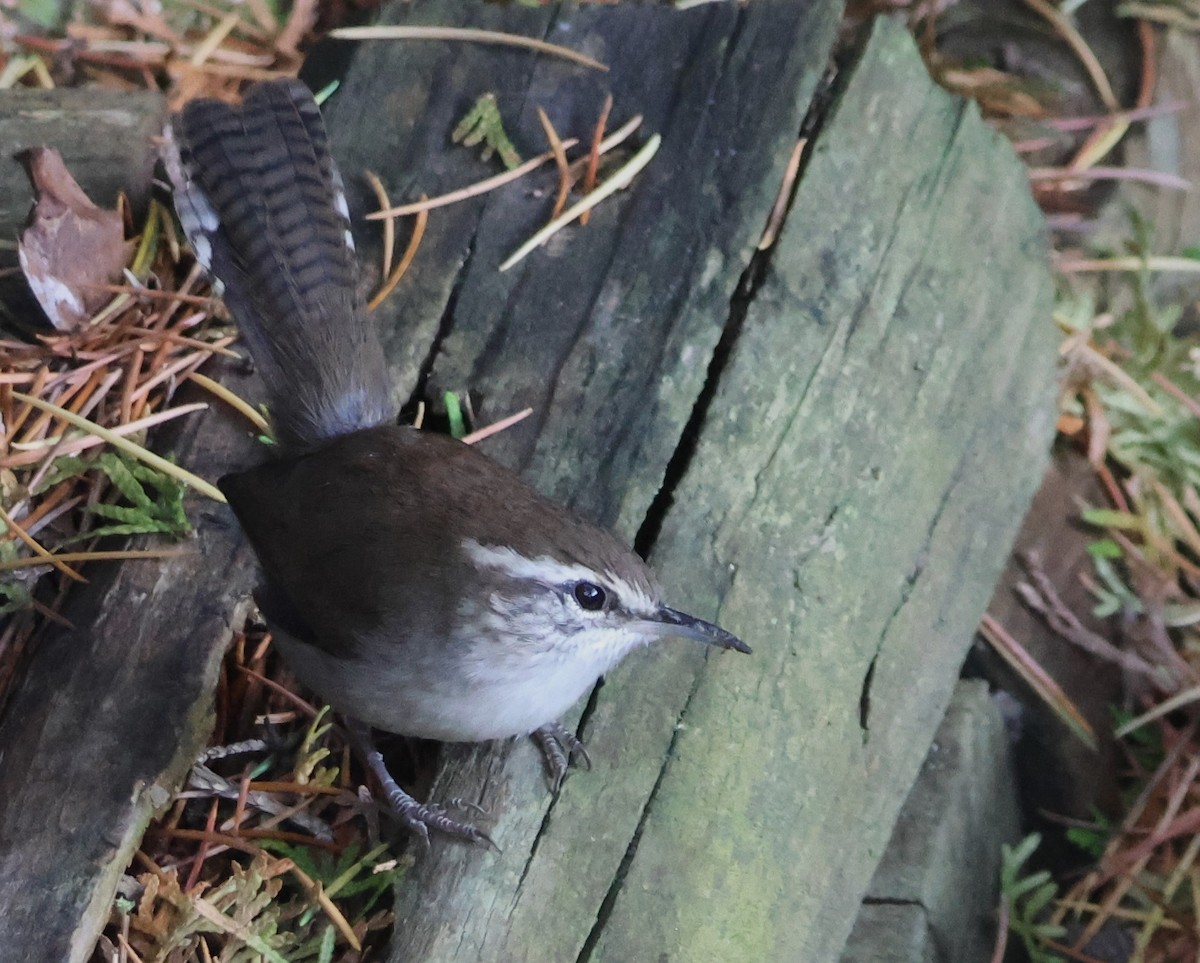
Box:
581;94;613;226
979;613;1098;751
0;502;86;582
329;25;608;72
0;548;187;574
1115;686;1200;738
363;171;395;278
367;204;428;311
461;407;534;446
188;372;270;435
536;107;572;219
9;391;224;502
367;145;578;220
499;134;662;272
1055;255;1200;274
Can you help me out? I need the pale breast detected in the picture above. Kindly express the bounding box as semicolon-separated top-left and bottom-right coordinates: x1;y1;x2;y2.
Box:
269;626;608;742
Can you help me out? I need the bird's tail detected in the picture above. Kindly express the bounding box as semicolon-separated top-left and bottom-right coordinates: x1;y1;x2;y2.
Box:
165;79;393;452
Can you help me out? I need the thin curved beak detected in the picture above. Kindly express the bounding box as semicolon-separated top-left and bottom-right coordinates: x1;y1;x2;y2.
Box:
648;606;752;654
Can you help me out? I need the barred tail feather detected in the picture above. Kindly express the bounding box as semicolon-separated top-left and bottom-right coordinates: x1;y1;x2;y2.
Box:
166;80;393;452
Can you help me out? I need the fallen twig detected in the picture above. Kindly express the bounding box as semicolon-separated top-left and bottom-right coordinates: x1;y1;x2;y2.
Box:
329;25;608;72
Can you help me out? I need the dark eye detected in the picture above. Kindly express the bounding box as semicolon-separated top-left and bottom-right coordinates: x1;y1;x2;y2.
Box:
573;582;607;611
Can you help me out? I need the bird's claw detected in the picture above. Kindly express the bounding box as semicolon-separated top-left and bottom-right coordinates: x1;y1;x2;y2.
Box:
385;790;495;850
346;716;496;849
533;721;591;793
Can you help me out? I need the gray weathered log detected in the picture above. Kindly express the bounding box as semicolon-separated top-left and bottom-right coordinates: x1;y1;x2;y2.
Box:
322;1;840;957
0;90;256;955
0;88;256;963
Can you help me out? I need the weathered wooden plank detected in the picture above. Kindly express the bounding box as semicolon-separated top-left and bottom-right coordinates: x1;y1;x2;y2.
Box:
840;680;1021;962
320;0;560;399
321;2;843;960
327;1;829;530
584;19;1056;960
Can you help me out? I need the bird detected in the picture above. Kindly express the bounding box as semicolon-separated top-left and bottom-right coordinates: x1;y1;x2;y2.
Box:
164;78;749;845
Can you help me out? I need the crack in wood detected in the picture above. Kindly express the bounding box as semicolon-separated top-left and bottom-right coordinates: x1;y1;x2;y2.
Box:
512;707;592;898
858;653;878;738
858;432;971;742
862;896;927;909
573;659;708;963
632;56;842;563
408;231;478;411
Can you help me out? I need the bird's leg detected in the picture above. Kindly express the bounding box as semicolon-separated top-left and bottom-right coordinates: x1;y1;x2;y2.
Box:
532;721;592;792
344;718;495;849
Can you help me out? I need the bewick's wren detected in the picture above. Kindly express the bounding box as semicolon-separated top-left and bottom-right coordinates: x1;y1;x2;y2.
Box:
166;79;749;844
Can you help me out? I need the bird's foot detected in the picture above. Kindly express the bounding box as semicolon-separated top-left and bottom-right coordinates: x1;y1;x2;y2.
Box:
377;780;497;850
532;721;591;793
345;718;496;849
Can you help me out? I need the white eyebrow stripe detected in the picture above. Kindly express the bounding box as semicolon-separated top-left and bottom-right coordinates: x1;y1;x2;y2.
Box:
464;540;601;587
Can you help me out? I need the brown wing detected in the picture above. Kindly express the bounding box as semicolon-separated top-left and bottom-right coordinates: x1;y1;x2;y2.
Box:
221;424;659;657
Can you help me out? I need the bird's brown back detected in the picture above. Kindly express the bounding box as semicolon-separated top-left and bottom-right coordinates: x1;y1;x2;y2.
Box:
219;425;659;658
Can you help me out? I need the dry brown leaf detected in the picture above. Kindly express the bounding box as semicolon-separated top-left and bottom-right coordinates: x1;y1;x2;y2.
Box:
17;148;130;331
